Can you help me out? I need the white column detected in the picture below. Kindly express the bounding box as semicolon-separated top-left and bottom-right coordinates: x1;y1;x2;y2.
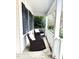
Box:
53;38;61;59
54;0;62;39
45;16;48;35
53;0;62;59
60;39;63;59
16;0;21;54
45;16;48;31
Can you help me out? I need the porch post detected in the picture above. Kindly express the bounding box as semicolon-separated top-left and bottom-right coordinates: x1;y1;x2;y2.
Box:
45;16;48;31
53;0;62;59
45;16;48;35
54;0;62;38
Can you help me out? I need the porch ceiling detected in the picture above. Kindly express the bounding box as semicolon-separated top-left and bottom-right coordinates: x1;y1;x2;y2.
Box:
22;0;56;16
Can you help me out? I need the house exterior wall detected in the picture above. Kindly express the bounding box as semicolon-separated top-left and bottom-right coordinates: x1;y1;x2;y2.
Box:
22;3;34;34
16;0;25;54
16;1;34;54
16;0;21;54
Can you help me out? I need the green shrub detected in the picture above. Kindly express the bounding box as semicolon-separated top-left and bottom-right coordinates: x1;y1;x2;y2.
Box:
59;27;63;38
34;16;45;28
48;25;54;30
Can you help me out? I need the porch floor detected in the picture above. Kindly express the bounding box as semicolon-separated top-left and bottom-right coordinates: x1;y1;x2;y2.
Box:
16;37;52;59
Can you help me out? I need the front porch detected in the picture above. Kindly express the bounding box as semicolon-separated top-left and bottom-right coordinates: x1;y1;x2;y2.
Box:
16;36;52;59
16;0;63;59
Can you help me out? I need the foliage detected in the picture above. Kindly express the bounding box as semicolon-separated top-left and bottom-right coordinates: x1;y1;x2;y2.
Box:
34;16;45;28
59;27;63;38
48;25;54;30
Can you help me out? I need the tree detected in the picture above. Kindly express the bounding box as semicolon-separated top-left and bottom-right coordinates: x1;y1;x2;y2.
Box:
34;16;45;28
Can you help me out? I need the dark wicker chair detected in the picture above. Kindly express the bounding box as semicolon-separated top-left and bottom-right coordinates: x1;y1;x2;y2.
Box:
27;31;46;51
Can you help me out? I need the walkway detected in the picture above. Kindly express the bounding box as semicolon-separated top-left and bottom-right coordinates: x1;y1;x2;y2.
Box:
16;37;52;59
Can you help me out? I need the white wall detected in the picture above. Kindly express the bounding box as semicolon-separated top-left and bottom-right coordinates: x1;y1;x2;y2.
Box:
16;0;35;54
16;0;25;54
16;0;21;54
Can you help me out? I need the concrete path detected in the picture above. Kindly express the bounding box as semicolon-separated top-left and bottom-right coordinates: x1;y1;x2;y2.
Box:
16;37;52;59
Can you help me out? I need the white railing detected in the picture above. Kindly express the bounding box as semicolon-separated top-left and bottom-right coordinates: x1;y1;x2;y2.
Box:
53;38;61;59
